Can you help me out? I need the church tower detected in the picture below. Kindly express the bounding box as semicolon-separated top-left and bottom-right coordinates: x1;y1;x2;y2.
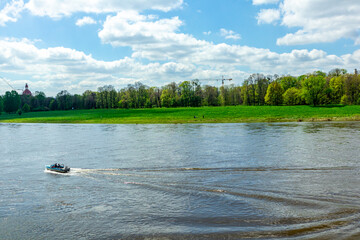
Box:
22;83;32;96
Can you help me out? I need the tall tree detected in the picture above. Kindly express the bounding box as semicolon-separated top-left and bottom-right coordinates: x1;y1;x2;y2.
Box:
241;80;253;105
228;85;242;106
255;76;270;105
265;81;284;105
162;82;179;107
279;75;299;91
191;80;202;107
244;73;269;105
20;94;32;109
118;88;130;109
35;91;46;109
3;90;21;113
49;99;58;110
202;85;219;106
328;68;347;77
160;89;172;108
219;86;230;106
56;90;72;110
72;94;83;109
147;87;161;108
343;74;360;104
0;96;3;114
302;74;327;106
83;90;97;109
134;82;148;108
329;76;345;104
97;85;117;108
179;81;192;107
283;87;302;105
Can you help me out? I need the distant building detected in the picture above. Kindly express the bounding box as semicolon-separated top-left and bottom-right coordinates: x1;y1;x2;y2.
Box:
22;83;32;96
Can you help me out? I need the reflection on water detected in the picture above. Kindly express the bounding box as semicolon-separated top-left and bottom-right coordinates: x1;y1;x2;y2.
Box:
1;122;360;239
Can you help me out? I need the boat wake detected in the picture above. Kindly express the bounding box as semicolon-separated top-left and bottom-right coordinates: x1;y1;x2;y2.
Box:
44;167;89;176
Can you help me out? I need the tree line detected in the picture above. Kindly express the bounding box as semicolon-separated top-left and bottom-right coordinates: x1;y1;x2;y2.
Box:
1;68;360;115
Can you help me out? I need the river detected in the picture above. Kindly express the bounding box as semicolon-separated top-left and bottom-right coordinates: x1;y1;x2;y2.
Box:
1;122;360;239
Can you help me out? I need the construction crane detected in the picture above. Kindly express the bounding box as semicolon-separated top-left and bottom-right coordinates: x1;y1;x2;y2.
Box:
0;76;23;93
192;76;233;86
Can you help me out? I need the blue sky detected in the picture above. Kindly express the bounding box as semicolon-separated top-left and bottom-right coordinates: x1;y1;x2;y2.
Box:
1;0;360;96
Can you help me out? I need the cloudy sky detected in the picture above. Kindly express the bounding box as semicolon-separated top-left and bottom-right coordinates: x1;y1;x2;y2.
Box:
1;0;360;96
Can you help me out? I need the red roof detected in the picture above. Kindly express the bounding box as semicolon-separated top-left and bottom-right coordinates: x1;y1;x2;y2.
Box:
23;83;32;96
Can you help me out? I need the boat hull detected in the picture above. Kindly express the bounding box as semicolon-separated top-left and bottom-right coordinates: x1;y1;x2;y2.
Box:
45;165;70;173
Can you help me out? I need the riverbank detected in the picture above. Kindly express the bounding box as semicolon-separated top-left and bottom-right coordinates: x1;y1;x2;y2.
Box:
1;106;360;124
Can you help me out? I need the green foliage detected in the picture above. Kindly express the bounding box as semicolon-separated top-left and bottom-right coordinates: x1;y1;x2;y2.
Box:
160;89;172;108
343;74;360;105
49;99;58;110
328;68;347;77
340;95;349;105
241;80;253;105
3;90;21;113
312;70;327;77
96;85;117;109
56;90;72;110
160;82;179;108
242;74;271;105
16;109;22;116
302;75;327;106
203;85;219;106
283;88;302;105
329;76;345;103
218;86;228;106
265;82;284;105
83;90;97;109
0;96;3;115
3;71;360;114
22;103;31;113
279;76;299;91
179;81;192;107
35;91;46;107
228;85;242;106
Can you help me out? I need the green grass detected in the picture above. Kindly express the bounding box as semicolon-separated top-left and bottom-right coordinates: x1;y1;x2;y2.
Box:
1;105;360;124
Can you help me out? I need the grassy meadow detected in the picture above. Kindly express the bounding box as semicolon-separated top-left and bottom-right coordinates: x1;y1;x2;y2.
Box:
1;105;360;124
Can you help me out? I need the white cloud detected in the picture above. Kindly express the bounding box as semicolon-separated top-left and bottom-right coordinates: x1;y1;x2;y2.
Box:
256;8;280;24
98;11;208;61
257;0;360;45
220;28;241;40
97;12;360;74
253;0;279;5
203;31;211;35
76;16;97;27
0;38;198;95
0;0;24;26
25;0;183;18
99;11;183;48
2;2;360;96
1;35;360;96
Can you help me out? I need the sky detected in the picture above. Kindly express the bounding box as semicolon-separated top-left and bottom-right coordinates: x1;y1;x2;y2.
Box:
1;0;360;96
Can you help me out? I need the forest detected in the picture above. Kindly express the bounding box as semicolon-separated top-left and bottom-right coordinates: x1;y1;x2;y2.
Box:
1;68;359;115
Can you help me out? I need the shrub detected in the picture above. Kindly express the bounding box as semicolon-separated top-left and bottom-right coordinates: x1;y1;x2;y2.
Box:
283;87;301;105
22;103;31;113
265;82;284;105
340;95;349;105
